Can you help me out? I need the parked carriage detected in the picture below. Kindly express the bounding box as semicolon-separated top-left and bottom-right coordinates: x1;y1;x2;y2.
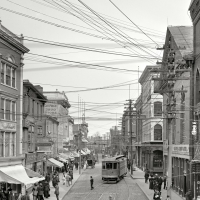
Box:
102;155;127;183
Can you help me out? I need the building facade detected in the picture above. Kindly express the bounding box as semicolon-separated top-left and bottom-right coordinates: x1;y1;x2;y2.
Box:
137;65;163;174
156;26;193;197
23;80;47;174
43;91;71;153
189;1;200;198
0;23;29;168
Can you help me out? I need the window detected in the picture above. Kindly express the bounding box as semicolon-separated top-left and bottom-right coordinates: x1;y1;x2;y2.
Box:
106;163;112;169
1;98;4;119
37;127;43;136
5;99;11;120
102;163;105;169
154;102;162;116
0;132;4;157
12;102;16;121
153;150;163;168
5;132;10;157
28;132;31;152
1;63;5;84
6;65;11;86
12;68;15;88
37;103;39;119
11;133;15;156
113;163;117;169
1;61;16;88
154;124;162;140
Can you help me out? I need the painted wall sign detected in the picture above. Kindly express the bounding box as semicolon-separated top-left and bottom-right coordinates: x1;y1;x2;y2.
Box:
172;145;190;155
0;121;16;131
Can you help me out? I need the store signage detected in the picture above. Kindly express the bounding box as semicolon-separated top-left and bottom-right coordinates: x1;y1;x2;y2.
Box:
0;121;16;131
172;145;189;155
44;103;58;116
25;153;36;165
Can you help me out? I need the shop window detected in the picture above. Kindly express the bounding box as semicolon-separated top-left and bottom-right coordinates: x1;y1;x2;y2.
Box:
154;102;162;116
153;150;163;168
154;124;162;140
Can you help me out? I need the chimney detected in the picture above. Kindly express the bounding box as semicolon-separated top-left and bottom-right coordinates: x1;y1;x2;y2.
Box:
35;85;43;94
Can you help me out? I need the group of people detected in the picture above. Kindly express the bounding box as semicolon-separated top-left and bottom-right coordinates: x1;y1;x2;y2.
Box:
0;186;15;200
62;169;73;187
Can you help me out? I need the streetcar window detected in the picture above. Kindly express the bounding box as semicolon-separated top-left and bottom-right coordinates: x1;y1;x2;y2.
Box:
106;163;112;169
113;163;117;169
102;163;106;169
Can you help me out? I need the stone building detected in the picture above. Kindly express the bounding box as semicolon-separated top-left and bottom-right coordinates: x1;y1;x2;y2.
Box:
136;65;163;174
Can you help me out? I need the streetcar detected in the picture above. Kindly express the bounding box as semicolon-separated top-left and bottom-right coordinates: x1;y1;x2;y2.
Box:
102;155;127;183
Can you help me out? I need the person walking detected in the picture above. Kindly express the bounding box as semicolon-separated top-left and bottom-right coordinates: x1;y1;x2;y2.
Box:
90;176;94;190
144;171;149;183
37;183;44;200
43;181;50;198
186;189;192;200
153;189;161;200
45;173;51;183
54;184;59;200
8;189;15;200
52;174;58;188
32;184;38;200
163;176;167;190
62;173;66;185
149;174;154;190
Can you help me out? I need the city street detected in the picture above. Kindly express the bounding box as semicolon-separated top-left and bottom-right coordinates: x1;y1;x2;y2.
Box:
63;161;148;200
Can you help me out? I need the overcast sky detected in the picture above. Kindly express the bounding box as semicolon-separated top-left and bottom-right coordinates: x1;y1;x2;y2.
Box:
0;0;192;136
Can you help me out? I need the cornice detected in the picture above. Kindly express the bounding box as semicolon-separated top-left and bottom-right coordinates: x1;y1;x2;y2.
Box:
0;30;29;53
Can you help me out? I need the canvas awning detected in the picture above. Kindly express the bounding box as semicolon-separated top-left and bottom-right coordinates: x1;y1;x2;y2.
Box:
47;158;64;168
25;168;43;178
83;148;91;155
58;157;67;163
0;165;45;185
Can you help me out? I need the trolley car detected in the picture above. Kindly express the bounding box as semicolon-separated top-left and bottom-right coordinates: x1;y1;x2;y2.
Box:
102;155;127;183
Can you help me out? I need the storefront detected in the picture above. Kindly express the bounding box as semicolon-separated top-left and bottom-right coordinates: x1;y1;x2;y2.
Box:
36;152;46;175
0;164;44;198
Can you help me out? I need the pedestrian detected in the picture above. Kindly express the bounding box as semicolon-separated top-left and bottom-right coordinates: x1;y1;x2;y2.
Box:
158;176;163;192
90;176;94;190
163;176;167;190
21;191;30;200
186;189;192;200
149;174;154;190
37;183;44;200
32;184;38;200
166;195;171;200
153;189;161;200
8;189;15;200
54;184;59;200
65;173;71;186
43;181;50;198
52;174;58;188
144;171;149;183
62;173;66;185
45;173;51;183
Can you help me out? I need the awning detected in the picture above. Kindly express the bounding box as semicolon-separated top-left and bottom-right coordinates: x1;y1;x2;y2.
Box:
47;158;64;168
58;157;67;163
71;151;80;157
0;165;45;185
25;168;44;179
83;148;91;155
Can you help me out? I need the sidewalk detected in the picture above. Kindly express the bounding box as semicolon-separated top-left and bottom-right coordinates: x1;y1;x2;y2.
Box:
130;167;184;200
30;166;86;200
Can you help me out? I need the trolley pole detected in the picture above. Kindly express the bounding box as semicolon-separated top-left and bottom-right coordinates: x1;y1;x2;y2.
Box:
78;129;82;175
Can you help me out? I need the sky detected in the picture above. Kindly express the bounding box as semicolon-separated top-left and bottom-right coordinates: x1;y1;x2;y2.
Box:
0;0;192;136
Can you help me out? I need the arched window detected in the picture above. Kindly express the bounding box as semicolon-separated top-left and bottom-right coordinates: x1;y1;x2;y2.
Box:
154;124;162;140
154;101;162;116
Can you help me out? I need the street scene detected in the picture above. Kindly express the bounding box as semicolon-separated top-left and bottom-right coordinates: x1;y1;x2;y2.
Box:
0;0;200;200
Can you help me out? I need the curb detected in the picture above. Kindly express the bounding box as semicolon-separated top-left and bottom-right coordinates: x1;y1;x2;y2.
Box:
61;167;86;200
